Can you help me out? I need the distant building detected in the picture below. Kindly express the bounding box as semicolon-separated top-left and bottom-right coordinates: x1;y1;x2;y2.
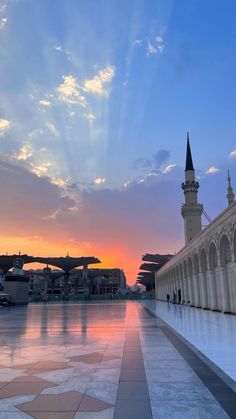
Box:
155;134;236;314
26;267;126;297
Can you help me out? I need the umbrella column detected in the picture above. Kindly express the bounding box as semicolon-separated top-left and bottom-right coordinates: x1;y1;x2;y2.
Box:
64;271;70;297
82;265;88;298
43;266;51;301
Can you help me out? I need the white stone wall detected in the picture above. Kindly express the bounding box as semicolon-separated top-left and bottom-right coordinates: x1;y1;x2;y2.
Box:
155;201;236;313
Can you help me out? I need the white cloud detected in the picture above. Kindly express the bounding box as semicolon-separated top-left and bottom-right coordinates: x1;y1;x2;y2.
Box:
146;35;165;56
206;166;219;174
124;177;145;189
46;122;60;137
229;149;236;158
39;99;51;107
0;17;7;28
155;36;163;43
94;177;106;185
54;45;63;52
50;177;68;188
0;4;7;13
43;208;61;220
147;40;158;55
134;39;143;47
83;65;115;96
157;44;164;53
0;118;11;136
15;144;32;161
84;112;95;121
163;164;176;174
30;162;52;177
56;75;86;107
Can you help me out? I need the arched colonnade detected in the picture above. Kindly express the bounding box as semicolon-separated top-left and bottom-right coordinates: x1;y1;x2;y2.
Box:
156;226;236;313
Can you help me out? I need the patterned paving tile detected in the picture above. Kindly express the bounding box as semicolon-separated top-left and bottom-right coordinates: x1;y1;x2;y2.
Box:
13;376;53;383
0;379;57;399
0;368;27;382
27;413;75;419
35;368;76;384
68;353;103;364
74;407;115;419
0;395;36;412
86;381;118;404
30;361;69;371
17;391;114;415
17;391;83;413
78;394;113;412
12;364;38;370
102;356;121;362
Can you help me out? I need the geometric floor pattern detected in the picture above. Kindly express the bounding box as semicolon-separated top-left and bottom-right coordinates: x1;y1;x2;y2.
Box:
0;301;235;418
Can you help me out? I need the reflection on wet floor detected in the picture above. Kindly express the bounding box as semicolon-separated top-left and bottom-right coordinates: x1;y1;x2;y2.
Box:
142;300;236;382
0;301;234;418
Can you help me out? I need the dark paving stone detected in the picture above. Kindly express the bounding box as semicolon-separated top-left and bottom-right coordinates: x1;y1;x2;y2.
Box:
220;401;236;418
124;344;141;349
123;347;143;354
121;359;144;369
207;383;236;402
114;399;153;419
117;381;149;400
122;353;143;361
120;368;146;382
194;367;225;384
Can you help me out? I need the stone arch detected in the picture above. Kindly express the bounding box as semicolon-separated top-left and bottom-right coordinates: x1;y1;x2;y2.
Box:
219;234;231;312
179;263;185;302
209;242;218;270
233;226;236;262
183;260;187;278
187;256;194;305
176;265;180;281
200;248;207;273
188;257;193;277
183;259;189;302
193;253;201;306
199;248;209;308
208;242;219;310
194;254;200;275
220;234;232;265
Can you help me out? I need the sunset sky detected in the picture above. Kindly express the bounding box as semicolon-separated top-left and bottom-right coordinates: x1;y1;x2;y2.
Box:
1;0;236;283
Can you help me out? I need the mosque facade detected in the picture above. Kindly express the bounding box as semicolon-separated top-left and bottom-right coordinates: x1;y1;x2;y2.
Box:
155;135;236;314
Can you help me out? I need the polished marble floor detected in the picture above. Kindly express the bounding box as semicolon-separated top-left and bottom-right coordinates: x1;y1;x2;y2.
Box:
0;301;235;418
142;300;236;383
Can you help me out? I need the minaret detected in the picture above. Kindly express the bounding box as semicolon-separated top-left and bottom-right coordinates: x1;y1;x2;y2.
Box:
227;170;235;206
181;133;203;244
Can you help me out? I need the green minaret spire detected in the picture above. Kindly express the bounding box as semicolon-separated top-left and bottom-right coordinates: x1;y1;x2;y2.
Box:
185;132;194;171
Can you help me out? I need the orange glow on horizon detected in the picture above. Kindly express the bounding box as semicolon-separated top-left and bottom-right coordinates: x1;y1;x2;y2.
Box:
0;235;140;285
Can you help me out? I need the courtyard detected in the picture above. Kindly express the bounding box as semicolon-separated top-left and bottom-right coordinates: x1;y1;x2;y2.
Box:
0;301;235;418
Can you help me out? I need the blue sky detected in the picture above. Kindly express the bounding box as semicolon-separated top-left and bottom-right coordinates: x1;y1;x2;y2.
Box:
0;0;236;282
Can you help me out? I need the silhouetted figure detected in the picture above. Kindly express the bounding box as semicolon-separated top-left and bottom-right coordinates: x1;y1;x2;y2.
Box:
167;294;170;302
178;288;182;304
173;291;176;303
